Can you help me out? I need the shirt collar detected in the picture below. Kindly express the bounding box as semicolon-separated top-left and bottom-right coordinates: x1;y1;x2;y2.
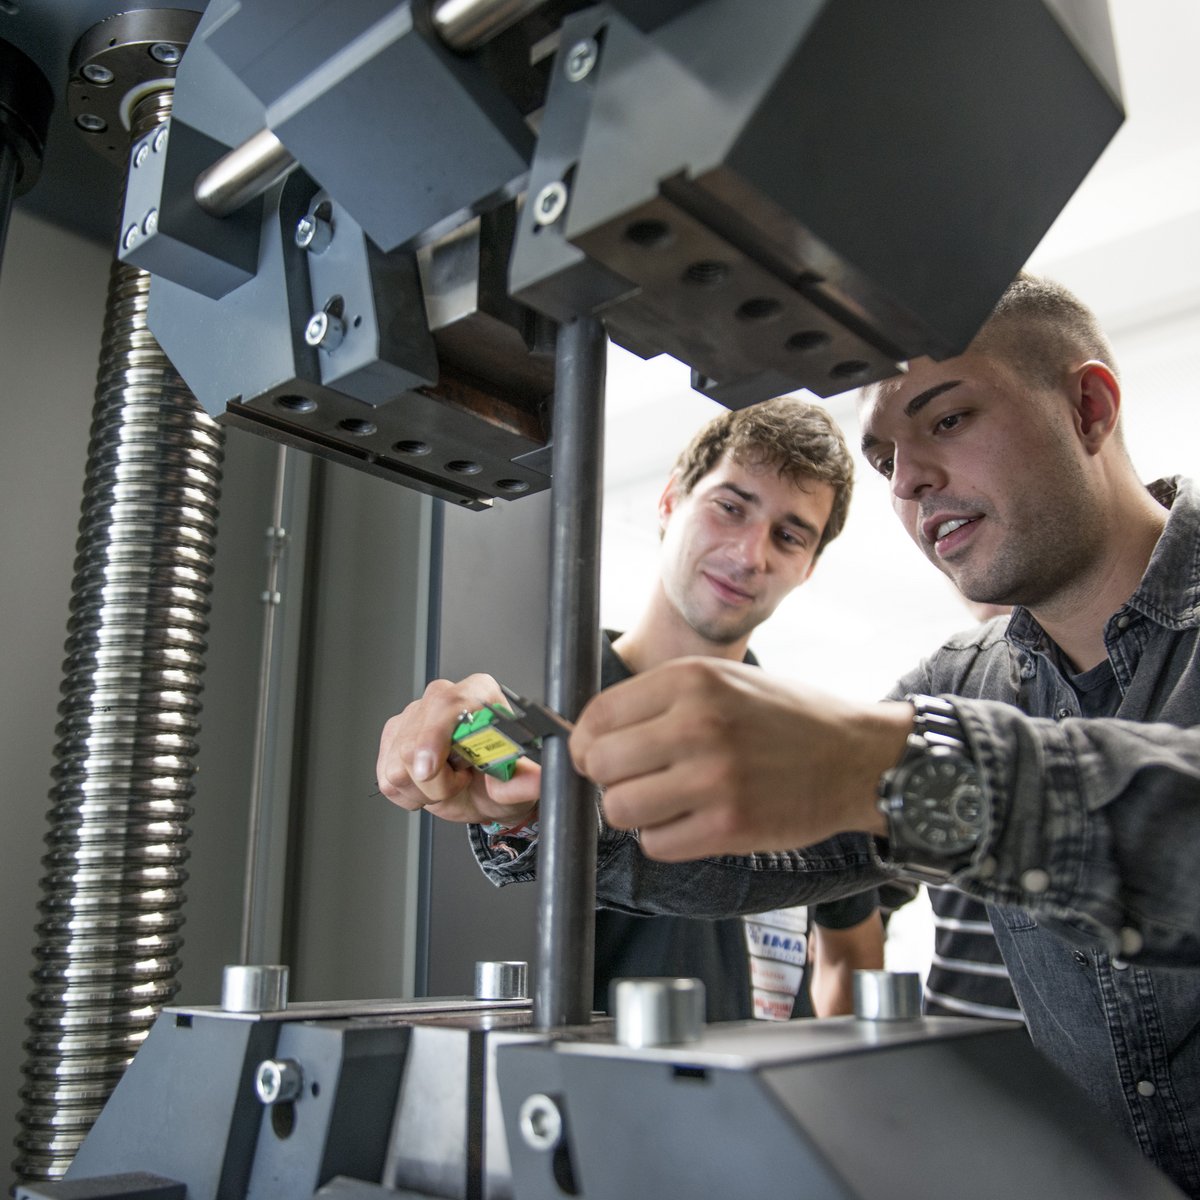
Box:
1006;475;1200;654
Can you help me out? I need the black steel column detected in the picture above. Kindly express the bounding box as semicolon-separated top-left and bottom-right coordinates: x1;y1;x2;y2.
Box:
534;315;605;1029
0;37;53;281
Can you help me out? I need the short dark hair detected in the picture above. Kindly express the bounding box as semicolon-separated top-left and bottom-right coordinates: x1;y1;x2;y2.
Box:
673;396;854;556
974;272;1118;389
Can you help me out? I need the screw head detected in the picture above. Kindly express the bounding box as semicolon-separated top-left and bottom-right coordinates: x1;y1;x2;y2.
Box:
81;63;114;85
76;113;107;133
149;42;183;66
152;127;168;154
518;1094;564;1151
122;224;140;251
564;38;598;82
142;209;159;236
134;143;150;168
295;214;333;254
305;310;345;352
533;181;568;227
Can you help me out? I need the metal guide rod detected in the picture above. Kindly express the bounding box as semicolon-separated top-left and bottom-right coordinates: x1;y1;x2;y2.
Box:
533;315;606;1029
194;127;298;218
0;141;16;280
192;0;547;219
431;0;549;51
239;443;290;964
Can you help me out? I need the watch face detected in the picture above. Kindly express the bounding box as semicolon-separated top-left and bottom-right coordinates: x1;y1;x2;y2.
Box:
902;756;985;854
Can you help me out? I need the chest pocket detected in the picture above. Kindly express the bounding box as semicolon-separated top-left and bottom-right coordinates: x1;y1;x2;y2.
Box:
994;905;1038;933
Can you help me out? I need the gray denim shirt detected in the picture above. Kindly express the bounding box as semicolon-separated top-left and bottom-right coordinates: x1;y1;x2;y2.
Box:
470;475;1200;1195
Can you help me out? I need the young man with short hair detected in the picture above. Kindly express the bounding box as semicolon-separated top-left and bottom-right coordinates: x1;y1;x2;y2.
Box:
380;395;883;1021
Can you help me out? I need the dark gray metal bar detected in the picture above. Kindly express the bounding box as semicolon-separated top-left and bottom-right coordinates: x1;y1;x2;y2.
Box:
0;141;16;280
534;315;606;1029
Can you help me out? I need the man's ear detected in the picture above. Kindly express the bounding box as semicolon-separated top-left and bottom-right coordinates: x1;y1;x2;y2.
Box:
658;470;683;533
1073;361;1121;453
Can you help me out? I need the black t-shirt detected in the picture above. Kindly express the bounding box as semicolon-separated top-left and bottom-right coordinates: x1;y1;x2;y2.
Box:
592;632;878;1021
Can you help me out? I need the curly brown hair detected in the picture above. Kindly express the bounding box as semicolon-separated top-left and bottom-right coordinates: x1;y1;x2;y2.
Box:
673;396;854;557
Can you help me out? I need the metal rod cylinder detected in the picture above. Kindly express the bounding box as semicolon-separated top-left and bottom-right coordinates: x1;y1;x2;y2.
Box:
193;127;297;218
0;141;16;281
431;0;548;51
533;316;606;1029
14;86;225;1186
239;445;290;964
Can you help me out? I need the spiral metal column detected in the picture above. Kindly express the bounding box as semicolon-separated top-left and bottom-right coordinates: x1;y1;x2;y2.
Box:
14;36;224;1185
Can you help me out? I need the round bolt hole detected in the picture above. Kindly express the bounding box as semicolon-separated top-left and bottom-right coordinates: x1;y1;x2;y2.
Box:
830;359;871;381
624;219;672;249
311;1082;320;1098
786;330;831;353
446;460;483;476
682;260;729;288
276;395;317;414
339;419;377;437
270;1101;296;1140
393;440;431;456
496;479;531;495
735;297;782;322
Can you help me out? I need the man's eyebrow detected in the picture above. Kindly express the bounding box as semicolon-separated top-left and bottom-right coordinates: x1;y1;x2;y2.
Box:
904;379;962;418
861;379;963;454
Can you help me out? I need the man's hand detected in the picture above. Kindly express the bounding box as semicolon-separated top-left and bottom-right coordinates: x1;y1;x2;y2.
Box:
569;658;909;860
377;674;541;826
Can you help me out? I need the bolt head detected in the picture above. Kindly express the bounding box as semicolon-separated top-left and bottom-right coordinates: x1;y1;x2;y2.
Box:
564;38;598;82
533;182;568;227
81;63;114;85
305;310;346;352
134;144;150;168
152;127;168;154
122;224;140;251
142;209;159;236
76;113;107;133
305;312;328;345
295;214;333;253
150;42;183;66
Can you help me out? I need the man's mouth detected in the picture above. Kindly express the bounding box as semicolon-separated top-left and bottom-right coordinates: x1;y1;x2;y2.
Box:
924;513;982;557
936;517;972;540
704;572;754;604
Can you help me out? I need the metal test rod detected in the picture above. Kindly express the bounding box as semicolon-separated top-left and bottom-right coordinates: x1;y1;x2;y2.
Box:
194;127;298;218
192;2;546;219
431;0;549;51
534;315;606;1029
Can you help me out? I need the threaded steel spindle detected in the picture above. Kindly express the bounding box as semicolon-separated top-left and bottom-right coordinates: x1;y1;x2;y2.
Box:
14;86;225;1185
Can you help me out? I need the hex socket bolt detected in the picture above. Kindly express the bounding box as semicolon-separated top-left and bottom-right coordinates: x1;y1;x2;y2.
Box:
255;1058;303;1105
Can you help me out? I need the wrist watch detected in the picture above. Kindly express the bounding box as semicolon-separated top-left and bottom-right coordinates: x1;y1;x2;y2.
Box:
877;694;987;883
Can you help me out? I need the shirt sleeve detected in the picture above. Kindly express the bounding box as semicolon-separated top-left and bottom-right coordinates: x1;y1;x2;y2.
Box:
950;697;1200;966
469;813;895;916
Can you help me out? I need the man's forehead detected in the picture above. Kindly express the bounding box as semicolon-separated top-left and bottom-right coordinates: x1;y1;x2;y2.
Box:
708;452;826;500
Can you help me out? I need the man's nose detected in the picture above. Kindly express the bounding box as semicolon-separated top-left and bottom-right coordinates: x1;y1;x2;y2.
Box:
890;445;945;502
729;520;771;571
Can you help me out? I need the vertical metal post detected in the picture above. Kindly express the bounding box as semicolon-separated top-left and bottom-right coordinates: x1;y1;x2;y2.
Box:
0;141;16;279
534;315;606;1029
